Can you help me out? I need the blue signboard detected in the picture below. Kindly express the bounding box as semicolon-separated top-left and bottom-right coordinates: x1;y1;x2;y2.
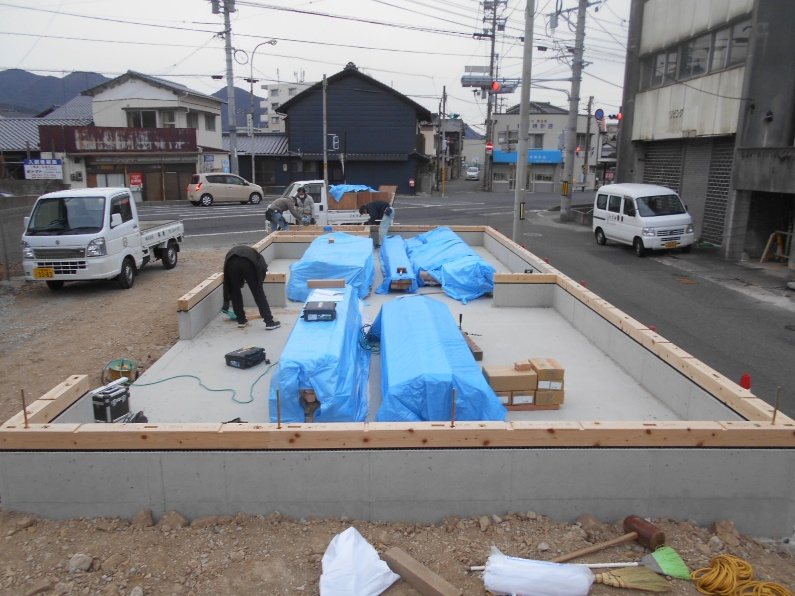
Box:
492;149;563;164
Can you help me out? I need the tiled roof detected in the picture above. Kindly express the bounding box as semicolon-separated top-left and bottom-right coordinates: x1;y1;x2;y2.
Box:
41;96;94;120
83;71;221;104
222;133;288;155
0;118;91;151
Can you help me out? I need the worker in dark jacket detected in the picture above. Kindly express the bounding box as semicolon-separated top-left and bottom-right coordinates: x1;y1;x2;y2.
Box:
359;200;395;247
223;245;280;330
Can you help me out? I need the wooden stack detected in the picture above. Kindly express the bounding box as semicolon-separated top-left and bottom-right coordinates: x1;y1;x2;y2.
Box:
331;185;397;211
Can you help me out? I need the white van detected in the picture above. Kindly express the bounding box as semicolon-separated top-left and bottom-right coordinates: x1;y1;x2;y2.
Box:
592;183;695;257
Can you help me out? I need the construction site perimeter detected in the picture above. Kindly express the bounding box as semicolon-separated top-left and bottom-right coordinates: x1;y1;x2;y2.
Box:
1;225;793;538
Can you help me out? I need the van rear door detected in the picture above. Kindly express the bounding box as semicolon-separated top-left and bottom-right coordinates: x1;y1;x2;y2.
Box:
605;194;622;240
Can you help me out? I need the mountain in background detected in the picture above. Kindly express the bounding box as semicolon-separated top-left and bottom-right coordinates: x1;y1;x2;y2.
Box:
0;69;110;116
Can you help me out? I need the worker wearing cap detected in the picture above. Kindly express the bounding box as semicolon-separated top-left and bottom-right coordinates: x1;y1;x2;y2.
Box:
265;195;302;233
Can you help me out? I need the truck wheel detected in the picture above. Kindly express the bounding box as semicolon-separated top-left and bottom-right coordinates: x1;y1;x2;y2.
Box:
595;228;607;246
117;257;136;289
200;194;213;207
161;243;178;269
633;238;646;257
46;280;65;291
249;192;262;204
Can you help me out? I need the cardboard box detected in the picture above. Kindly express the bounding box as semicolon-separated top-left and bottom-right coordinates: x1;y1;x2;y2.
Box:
513;360;533;371
529;358;565;381
495;391;512;406
534;389;565;405
482;365;538;392
537;380;564;390
511;392;535;405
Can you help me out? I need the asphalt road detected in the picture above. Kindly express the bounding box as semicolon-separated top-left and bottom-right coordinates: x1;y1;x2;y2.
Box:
137;179;795;417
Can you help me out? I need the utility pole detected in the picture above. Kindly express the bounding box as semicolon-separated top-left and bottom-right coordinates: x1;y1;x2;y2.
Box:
441;86;447;197
560;0;588;221
222;0;238;175
582;95;593;190
322;75;328;192
484;3;499;192
513;0;536;242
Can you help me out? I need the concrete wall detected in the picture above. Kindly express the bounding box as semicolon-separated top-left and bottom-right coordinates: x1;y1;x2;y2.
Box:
1;448;791;537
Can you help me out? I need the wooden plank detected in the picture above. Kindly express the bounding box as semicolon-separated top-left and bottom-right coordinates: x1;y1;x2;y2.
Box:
390;279;414;290
177;272;222;311
505;403;560;411
307;278;345;289
1;375;89;426
493;273;558;283
462;332;483;361
384;547;462;596
2;419;795;450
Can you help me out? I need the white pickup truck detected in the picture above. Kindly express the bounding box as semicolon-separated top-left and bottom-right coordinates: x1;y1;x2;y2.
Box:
21;187;184;291
278;180;396;226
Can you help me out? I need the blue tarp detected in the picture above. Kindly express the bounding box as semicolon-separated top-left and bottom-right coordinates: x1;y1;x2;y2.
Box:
405;227;496;304
269;285;370;423
287;232;375;303
371;295;507;422
375;235;417;294
328;184;377;202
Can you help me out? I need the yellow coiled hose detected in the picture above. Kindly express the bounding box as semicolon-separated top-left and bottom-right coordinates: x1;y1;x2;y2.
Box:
691;554;793;596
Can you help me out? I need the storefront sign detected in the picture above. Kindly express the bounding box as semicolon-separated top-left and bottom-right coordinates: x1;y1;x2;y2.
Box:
24;159;63;180
129;172;143;190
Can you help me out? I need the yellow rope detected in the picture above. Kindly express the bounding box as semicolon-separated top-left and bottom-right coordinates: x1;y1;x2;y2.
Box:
691;554;793;596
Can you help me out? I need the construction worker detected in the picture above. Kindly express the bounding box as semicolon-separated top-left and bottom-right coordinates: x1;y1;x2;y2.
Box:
359;200;395;247
296;187;315;225
223;245;280;330
265;195;302;233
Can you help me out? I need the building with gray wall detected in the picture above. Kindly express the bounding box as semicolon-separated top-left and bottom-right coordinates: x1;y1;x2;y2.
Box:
618;0;794;274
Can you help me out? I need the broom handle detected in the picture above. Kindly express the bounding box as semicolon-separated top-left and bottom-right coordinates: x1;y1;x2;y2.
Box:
551;532;639;563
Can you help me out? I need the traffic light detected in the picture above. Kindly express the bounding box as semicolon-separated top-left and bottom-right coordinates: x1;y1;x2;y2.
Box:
575;146;581;156
491;81;501;92
607;113;623;121
450;113;459;119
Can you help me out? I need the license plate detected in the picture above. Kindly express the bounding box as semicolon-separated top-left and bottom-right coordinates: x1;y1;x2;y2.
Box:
33;267;55;279
664;241;678;249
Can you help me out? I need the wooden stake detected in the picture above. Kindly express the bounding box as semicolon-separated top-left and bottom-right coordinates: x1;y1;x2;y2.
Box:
451;388;456;428
276;389;282;429
772;386;781;425
21;389;29;429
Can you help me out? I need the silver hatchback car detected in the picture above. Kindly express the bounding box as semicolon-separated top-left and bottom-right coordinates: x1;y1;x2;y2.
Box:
186;173;264;206
466;166;480;181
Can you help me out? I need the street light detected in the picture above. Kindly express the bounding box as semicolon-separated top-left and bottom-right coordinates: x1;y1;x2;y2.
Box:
246;39;277;185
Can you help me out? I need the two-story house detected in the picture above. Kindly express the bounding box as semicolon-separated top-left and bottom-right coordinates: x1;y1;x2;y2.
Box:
39;71;226;202
276;63;432;194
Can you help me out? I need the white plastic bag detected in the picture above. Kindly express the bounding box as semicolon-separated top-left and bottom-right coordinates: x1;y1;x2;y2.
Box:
483;547;594;596
319;527;400;596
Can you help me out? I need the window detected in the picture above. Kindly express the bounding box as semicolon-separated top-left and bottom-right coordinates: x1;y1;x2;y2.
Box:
728;20;750;65
623;197;636;217
270;89;279;97
288;87;297;96
109;195;133;225
127;110;156;128
679;34;711;80
204;113;216;131
608;195;622;213
651;52;666;87
596;194;608;210
271;115;280;125
186;112;199;129
530;134;544;149
161;110;176;128
712;27;730;71
271;102;280;111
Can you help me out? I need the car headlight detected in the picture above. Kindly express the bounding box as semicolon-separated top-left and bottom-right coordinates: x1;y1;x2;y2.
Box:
641;227;655;237
686;223;694;234
21;240;34;259
86;237;107;257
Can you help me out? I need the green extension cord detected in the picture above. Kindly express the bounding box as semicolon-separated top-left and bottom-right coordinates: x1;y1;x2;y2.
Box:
132;361;278;404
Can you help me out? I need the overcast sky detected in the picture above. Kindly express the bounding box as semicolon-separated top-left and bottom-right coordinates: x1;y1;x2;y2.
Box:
0;0;632;132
